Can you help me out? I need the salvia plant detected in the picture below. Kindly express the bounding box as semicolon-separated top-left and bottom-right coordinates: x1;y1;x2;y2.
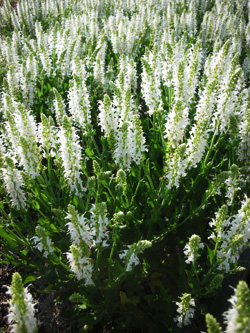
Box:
1;0;250;331
5;272;37;333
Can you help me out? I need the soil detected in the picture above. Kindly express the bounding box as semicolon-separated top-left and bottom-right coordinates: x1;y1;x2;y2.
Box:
0;248;82;333
0;259;15;333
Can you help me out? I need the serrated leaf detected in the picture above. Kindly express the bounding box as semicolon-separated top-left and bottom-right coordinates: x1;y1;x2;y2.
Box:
69;293;86;304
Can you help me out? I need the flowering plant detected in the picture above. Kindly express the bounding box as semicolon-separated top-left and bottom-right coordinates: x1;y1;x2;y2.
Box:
1;0;250;331
5;272;37;333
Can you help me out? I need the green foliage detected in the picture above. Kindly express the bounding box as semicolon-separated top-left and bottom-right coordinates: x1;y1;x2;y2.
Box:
1;0;250;331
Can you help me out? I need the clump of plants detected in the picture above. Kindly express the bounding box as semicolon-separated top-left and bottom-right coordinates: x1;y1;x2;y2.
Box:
1;0;250;331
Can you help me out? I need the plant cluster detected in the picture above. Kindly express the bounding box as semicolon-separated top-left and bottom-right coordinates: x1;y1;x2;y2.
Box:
1;0;250;331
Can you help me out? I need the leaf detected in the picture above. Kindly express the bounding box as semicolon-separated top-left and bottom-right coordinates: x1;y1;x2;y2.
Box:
120;291;140;306
23;275;36;285
32;200;40;210
85;148;95;159
20;250;28;256
69;293;86;306
207;245;214;265
72;196;79;208
37;89;43;98
147;200;154;208
0;227;19;250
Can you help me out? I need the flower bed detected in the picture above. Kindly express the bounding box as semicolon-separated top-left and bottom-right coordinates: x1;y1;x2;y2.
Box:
1;0;250;331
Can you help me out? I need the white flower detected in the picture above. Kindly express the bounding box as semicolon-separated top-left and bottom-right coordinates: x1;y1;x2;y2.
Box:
119;250;140;271
186;79;217;169
184;234;204;264
66;245;93;285
90;203;110;247
126;253;140;272
33;236;53;258
57;116;86;196
94;36;107;87
119;240;151;272
215;197;250;272
98;95;119;137
68;77;92;133
0;155;26;210
141;51;163;116
223;288;240;332
66;205;95;248
165;99;190;148
37;114;57;158
174;293;196;328
3;101;40;179
6;272;37;333
113;117;147;171
165;144;187;189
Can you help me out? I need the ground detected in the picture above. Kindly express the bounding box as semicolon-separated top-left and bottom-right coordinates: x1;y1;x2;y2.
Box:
0;247;81;333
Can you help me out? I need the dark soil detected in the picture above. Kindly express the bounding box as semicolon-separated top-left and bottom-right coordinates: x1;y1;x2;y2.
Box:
0;259;15;333
0;248;82;333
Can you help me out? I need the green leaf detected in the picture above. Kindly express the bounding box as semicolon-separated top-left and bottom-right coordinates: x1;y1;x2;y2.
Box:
32;200;40;210
207;245;214;265
72;196;79;208
85;148;95;159
69;293;86;304
23;275;36;285
20;250;28;256
0;227;19;250
147;200;154;208
37;89;43;98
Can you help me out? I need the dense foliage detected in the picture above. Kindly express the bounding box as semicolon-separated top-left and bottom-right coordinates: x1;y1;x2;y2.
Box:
1;0;250;331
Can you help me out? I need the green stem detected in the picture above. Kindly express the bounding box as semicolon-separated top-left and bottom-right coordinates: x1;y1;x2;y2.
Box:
168;86;173;110
108;240;116;278
123;192;130;208
143;164;155;193
96;247;102;269
156;110;165;148
200;263;219;287
1;205;10;220
212;239;219;266
192;261;201;284
131;179;142;203
43;170;57;201
102;181;116;202
37;174;54;201
153;200;208;244
91;135;102;160
203;128;218;167
47;156;56;198
174;131;219;213
115;271;127;284
147;206;160;240
7;225;29;246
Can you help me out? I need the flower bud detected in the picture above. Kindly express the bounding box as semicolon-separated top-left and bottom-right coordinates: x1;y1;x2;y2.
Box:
209;274;224;291
116;169;127;186
93;160;101;176
6;272;37;333
87;176;96;192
